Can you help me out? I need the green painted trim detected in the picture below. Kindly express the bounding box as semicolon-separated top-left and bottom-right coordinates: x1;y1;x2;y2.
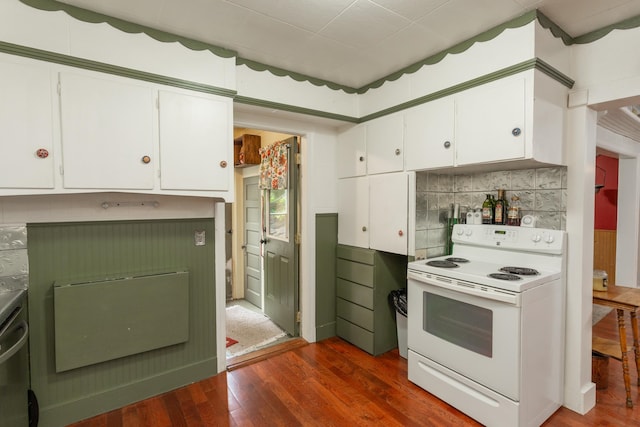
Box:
0;41;237;98
573;13;640;44
20;0;236;59
356;10;538;94
535;10;574;46
234;95;359;123
534;58;575;89
237;58;358;94
359;58;574;123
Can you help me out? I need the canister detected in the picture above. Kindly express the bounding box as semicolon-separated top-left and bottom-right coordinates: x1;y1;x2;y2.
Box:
593;270;608;291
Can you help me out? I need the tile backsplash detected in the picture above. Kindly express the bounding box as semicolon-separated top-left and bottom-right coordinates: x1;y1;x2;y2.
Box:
415;167;567;259
0;223;29;292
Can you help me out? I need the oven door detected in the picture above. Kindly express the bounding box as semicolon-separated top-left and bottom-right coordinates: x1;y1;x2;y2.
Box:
407;270;521;401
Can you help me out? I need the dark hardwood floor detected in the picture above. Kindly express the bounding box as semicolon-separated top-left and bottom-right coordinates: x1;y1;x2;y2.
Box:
70;309;640;426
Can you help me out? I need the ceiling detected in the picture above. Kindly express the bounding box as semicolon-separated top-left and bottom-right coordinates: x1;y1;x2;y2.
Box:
57;0;640;89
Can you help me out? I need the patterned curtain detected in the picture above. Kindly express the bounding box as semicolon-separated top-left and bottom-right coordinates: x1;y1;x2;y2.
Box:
259;141;288;190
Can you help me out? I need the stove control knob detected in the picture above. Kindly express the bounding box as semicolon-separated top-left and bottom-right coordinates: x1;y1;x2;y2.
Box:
465;228;473;236
531;234;542;243
544;234;555;244
456;227;464;236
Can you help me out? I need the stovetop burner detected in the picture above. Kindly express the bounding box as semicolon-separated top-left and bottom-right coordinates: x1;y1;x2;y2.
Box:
445;257;469;263
488;273;522;281
499;266;539;276
426;260;459;268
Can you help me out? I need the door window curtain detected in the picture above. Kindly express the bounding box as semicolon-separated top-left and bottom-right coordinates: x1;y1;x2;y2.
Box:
259;141;288;190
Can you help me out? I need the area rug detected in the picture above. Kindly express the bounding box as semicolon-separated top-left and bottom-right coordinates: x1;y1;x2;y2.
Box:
593;304;612;325
226;304;287;358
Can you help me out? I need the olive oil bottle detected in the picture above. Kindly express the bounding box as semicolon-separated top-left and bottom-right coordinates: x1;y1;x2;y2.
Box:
481;194;494;224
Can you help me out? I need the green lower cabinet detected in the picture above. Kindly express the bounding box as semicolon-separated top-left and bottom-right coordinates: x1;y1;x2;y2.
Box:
336;245;407;356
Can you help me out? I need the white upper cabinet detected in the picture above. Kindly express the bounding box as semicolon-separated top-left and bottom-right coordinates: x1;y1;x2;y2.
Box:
59;72;155;190
455;76;526;166
404;97;455;171
337;124;366;178
369;172;408;255
158;90;231;191
366;114;404;175
0;59;55;189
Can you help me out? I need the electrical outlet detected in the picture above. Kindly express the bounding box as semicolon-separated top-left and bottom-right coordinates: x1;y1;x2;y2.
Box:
194;230;206;246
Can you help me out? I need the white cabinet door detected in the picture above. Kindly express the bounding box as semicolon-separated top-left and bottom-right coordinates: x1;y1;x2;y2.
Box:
59;72;155;189
337;176;369;248
369;172;408;255
158;90;231;191
366;114;404;175
404;97;455;171
455;77;526;166
0;60;55;189
337;125;366;178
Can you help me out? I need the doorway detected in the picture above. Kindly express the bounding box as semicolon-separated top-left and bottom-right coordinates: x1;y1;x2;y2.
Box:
226;128;301;364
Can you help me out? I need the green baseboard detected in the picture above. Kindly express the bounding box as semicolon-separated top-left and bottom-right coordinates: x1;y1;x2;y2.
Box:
316;321;337;341
38;357;218;427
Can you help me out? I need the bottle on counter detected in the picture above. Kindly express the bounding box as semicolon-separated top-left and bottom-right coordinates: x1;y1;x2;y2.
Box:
507;195;521;226
494;189;507;225
481;194;494;224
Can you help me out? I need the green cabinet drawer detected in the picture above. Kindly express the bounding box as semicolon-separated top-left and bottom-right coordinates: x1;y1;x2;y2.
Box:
336;259;374;287
337;298;373;331
336;318;374;354
337;245;375;265
337;278;373;309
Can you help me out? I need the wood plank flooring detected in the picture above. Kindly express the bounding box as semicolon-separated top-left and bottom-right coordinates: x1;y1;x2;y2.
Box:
69;309;640;426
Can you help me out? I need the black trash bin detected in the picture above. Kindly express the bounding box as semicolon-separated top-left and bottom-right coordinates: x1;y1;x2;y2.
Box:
389;289;407;358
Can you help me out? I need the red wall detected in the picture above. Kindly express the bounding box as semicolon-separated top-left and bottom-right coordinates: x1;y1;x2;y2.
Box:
594;155;618;230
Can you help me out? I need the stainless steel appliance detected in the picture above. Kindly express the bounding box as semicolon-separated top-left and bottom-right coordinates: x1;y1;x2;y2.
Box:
407;224;566;427
0;223;31;427
0;290;29;427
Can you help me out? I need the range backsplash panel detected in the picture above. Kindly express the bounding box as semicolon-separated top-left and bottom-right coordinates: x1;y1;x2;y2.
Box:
415;167;567;259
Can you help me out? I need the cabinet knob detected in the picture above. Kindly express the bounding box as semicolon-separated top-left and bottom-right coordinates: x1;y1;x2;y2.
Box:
362;226;367;232
220;160;228;168
398;230;404;236
512;127;522;137
36;148;49;159
141;155;151;164
395;148;401;155
443;141;451;149
359;156;365;162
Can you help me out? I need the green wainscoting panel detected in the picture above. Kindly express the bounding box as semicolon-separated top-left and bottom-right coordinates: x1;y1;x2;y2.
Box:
54;271;189;373
315;214;337;341
27;219;216;427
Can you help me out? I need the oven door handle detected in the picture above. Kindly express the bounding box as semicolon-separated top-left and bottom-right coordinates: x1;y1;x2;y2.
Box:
0;320;28;365
408;271;520;306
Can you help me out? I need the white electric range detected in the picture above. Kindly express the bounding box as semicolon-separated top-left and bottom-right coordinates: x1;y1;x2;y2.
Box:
407;224;566;427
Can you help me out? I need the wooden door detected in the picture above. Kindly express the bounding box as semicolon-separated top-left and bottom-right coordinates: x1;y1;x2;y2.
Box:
243;176;262;308
263;137;299;336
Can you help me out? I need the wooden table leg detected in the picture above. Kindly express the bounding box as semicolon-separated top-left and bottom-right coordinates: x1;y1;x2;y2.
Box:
630;310;640;386
617;308;633;407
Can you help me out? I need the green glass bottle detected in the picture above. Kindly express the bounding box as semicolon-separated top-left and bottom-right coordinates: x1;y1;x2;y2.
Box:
481;194;494;224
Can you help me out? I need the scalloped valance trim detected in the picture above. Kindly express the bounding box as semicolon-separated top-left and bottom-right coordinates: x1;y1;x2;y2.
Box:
17;0;635;96
357;10;538;94
236;58;358;94
20;0;237;59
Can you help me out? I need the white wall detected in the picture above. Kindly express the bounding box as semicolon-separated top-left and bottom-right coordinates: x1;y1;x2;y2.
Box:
0;0;235;89
562;24;640;414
